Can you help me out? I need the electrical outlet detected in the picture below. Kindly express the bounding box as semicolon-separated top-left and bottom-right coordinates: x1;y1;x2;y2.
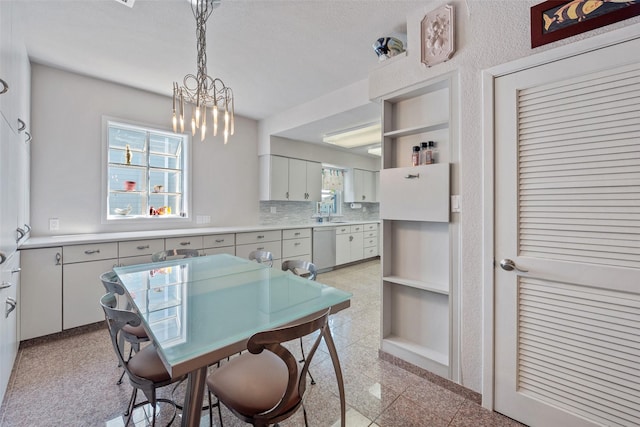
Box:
49;218;60;231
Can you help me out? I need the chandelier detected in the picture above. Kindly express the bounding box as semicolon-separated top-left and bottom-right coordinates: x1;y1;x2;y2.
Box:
172;0;234;143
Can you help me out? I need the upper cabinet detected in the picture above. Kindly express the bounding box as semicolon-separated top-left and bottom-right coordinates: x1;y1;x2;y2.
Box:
345;168;378;203
259;155;321;202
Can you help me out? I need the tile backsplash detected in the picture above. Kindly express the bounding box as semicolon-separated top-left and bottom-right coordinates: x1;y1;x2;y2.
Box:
260;201;379;225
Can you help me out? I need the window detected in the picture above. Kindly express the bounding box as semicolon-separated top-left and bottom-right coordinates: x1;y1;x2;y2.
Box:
104;119;190;221
320;167;344;217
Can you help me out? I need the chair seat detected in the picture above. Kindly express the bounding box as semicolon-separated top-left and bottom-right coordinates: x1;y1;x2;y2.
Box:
207;351;301;416
127;345;171;383
122;323;147;339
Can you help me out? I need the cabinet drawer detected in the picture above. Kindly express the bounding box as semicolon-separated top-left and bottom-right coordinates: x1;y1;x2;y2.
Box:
364;237;378;248
165;236;204;250
63;242;118;264
203;233;235;248
335;226;351;235
119;239;165;258
350;224;364;233
235;241;282;260
282;238;311;258
236;230;281;245
364;246;379;258
365;223;378;231
364;230;378;239
202;246;236;256
282;228;311;240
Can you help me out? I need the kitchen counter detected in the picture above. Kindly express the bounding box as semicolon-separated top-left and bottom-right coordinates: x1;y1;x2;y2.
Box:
19;220;380;249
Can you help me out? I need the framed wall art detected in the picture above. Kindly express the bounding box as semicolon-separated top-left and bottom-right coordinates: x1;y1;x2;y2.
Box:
531;0;640;48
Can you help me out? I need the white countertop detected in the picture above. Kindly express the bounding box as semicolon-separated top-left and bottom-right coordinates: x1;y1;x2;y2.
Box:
19;220;380;249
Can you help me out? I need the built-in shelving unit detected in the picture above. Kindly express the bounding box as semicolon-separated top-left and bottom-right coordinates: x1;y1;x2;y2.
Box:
379;73;458;380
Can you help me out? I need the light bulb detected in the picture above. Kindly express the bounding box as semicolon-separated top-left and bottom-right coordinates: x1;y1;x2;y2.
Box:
172;112;177;133
224;129;228;144
213;105;219;136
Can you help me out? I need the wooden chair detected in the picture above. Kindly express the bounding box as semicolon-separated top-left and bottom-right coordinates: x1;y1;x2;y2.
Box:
99;271;149;385
248;250;273;267
151;248;200;262
281;260;319;384
206;309;333;427
100;293;186;426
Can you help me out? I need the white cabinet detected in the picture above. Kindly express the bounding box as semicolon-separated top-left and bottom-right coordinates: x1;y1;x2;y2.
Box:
363;223;379;258
379;73;458;379
345;169;377;203
335;225;364;265
236;230;282;269
62;243;118;329
0;251;19;404
281;228;311;261
20;248;62;340
259;155;321;202
202;233;235;256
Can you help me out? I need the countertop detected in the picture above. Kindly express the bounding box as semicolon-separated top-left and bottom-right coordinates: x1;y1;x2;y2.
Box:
19;220;380;249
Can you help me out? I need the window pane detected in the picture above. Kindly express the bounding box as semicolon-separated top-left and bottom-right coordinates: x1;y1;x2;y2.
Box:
149;134;182;156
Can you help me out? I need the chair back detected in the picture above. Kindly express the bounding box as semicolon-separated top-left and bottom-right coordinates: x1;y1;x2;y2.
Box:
151;248;200;262
281;260;317;281
100;293;143;379
99;271;125;295
246;308;330;424
248;250;273;267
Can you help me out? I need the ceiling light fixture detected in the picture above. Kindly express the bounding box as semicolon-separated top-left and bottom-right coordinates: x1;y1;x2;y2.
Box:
367;146;381;156
322;123;381;149
172;0;234;143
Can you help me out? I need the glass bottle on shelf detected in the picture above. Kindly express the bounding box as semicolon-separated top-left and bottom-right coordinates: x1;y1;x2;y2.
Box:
428;141;437;164
125;144;132;165
420;142;431;165
412;146;420;166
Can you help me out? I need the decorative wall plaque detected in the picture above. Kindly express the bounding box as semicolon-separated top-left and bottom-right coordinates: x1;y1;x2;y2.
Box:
421;4;455;67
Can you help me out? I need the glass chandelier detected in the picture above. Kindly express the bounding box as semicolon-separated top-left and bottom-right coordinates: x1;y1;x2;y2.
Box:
172;0;234;143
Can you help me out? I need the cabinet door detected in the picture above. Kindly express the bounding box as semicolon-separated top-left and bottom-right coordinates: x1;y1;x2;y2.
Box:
349;232;364;263
362;170;376;202
0;117;18;257
0;251;19;404
270;156;289;201
20;248;63;340
305;161;322;202
63;258;117;330
288;158;307;201
335;233;351;265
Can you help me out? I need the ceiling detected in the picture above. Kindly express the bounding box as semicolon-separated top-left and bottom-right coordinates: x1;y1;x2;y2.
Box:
14;0;424;151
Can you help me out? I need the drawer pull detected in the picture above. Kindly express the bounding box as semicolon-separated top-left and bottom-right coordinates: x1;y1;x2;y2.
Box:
137;245;150;250
294;232;300;236
0;282;11;290
5;297;16;318
0;252;6;265
294;242;301;246
17;118;26;132
257;235;265;239
55;252;62;265
0;78;7;95
11;268;21;274
215;239;225;243
257;247;264;250
404;174;420;179
180;241;191;246
84;249;100;255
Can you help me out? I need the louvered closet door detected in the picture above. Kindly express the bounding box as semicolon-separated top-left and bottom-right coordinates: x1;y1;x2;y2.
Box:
495;37;640;427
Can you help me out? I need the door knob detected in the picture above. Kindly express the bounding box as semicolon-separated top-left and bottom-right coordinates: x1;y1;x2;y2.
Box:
499;259;528;273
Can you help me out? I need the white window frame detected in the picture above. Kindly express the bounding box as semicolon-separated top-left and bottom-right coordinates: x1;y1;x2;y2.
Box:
101;116;192;224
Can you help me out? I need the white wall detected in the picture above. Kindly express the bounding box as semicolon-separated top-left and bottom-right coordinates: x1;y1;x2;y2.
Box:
369;0;640;393
30;64;260;236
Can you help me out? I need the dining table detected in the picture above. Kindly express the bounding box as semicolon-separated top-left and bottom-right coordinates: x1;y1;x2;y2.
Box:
113;253;352;427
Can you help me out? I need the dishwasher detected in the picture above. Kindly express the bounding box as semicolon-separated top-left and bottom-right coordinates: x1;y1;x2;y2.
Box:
313;227;336;272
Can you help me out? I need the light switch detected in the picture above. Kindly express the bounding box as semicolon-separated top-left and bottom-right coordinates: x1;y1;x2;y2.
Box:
451;195;461;213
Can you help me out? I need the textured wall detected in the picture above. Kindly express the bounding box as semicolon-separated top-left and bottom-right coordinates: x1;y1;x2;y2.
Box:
369;0;640;393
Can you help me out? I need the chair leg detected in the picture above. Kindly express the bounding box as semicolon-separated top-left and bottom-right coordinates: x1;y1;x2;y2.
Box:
117;346;134;385
302;403;309;427
299;338;316;385
124;388;138;426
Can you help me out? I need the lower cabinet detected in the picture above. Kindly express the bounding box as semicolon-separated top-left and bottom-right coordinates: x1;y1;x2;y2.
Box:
20;247;62;340
281;228;311;262
0;252;20;404
336;225;364;265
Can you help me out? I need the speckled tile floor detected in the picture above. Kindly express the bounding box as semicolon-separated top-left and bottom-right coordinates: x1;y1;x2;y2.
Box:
0;259;524;427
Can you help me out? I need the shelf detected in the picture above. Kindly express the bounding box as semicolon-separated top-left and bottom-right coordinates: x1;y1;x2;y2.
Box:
383;120;449;138
381;335;449;377
383;276;449;295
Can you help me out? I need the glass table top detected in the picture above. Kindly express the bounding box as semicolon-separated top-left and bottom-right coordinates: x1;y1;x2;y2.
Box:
113;254;352;375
